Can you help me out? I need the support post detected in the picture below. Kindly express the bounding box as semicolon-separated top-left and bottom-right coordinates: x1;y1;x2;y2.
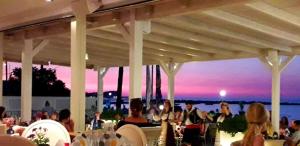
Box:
21;39;33;122
128;11;144;100
259;50;295;134
97;67;109;113
70;0;102;131
117;11;150;116
269;50;280;134
0;33;3;106
70;13;86;131
160;60;182;109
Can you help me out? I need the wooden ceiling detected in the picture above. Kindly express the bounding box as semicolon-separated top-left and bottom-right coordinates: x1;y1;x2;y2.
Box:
2;0;300;68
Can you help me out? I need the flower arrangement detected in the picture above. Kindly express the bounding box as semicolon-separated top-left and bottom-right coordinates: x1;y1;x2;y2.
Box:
27;127;50;146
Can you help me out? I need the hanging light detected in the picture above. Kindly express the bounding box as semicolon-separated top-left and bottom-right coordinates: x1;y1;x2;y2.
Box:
45;0;54;2
85;53;89;60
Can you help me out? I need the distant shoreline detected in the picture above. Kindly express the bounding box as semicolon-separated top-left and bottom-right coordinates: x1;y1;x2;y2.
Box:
172;100;300;105
109;98;300;105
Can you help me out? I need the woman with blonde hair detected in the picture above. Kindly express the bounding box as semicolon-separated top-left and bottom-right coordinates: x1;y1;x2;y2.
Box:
242;103;269;146
154;99;176;146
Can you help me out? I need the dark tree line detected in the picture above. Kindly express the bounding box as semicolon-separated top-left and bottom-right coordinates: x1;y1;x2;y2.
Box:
3;66;70;96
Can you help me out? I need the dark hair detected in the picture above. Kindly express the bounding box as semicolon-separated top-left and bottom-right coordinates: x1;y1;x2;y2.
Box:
0;106;5;120
174;106;183;112
162;100;173;113
185;100;194;105
280;116;289;127
130;98;143;112
59;109;71;122
294;120;300;126
45;101;50;107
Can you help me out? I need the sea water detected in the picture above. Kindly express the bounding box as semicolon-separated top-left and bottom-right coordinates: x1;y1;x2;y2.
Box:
177;103;300;121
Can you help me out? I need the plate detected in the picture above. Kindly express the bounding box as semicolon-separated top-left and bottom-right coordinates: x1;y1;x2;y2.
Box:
22;120;71;146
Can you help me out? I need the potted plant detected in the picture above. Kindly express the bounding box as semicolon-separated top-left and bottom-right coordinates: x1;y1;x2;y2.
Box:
27;127;50;146
218;114;247;137
217;115;247;146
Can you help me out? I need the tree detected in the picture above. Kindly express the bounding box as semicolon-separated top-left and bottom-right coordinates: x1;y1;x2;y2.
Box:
156;65;162;105
3;67;70;96
116;67;124;110
146;65;154;109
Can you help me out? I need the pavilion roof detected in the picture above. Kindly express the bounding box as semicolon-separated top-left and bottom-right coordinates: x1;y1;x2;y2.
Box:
2;0;300;68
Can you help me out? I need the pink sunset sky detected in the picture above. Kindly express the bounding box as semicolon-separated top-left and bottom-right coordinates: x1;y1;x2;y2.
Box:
4;57;300;101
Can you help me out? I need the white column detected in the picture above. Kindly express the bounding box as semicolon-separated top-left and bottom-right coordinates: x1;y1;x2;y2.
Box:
97;67;109;113
268;50;280;134
160;61;182;108
0;33;3;106
168;63;175;107
70;13;86;131
21;39;33;122
260;51;296;134
129;11;143;100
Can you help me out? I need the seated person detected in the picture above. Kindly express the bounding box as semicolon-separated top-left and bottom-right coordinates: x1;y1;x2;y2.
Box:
50;112;59;121
0;106;7;124
285;120;300;146
59;109;74;133
146;100;159;123
288;120;299;137
91;112;104;130
213;102;232;123
280;116;290;138
117;98;148;129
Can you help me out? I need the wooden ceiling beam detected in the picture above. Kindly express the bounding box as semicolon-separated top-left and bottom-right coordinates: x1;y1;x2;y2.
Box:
45;41;161;62
85;30;210;60
246;2;300;28
151;22;261;55
203;10;300;45
4;0;251;40
95;28;236;56
157;16;292;52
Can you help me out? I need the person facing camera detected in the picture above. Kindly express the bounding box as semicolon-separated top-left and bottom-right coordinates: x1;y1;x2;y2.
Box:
213;102;232;123
180;101;211;146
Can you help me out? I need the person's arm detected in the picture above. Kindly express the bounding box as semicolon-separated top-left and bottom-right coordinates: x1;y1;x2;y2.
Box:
153;114;161;121
179;112;184;125
69;119;75;132
253;135;264;146
167;112;175;122
196;109;212;121
284;137;297;146
289;132;300;146
196;109;204;119
206;113;213;122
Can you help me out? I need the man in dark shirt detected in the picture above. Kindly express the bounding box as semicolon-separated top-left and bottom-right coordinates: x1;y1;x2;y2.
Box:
181;101;210;146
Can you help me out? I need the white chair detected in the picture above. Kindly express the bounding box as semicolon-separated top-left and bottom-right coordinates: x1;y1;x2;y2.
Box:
0;135;36;146
22;120;71;146
116;124;147;146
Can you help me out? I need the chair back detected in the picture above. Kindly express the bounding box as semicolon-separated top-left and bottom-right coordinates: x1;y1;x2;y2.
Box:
231;140;242;146
22;120;71;146
116;124;147;146
0;124;6;134
0;135;36;146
